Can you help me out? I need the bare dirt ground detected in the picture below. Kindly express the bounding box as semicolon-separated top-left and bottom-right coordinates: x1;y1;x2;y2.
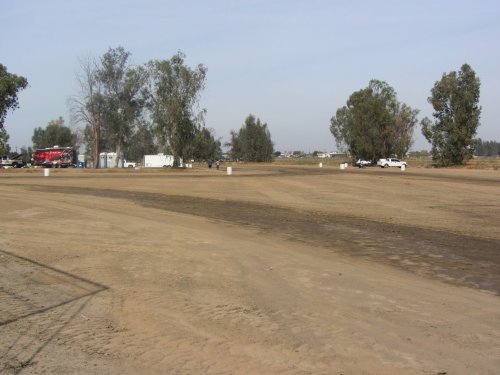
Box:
1;164;499;374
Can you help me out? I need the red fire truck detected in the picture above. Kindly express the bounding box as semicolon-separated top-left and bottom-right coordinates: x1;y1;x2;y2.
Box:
33;146;77;168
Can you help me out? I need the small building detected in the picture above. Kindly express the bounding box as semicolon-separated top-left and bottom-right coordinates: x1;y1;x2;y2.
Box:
99;152;124;168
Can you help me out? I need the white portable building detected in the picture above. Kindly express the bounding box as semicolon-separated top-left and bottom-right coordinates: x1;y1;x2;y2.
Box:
99;152;107;168
106;152;124;168
99;152;124;168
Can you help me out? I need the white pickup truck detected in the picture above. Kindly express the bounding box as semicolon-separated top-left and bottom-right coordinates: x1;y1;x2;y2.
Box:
123;160;137;168
0;155;24;168
377;158;407;168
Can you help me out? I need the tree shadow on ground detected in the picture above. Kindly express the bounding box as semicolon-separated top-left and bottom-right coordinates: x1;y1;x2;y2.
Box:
0;249;108;373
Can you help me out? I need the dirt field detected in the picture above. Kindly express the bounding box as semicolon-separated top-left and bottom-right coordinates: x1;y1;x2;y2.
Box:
1;164;499;374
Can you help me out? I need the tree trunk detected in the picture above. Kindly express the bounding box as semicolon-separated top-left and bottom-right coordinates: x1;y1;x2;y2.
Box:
115;141;121;168
92;116;101;169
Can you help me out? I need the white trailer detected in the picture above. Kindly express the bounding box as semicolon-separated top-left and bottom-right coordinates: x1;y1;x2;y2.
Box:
143;153;174;168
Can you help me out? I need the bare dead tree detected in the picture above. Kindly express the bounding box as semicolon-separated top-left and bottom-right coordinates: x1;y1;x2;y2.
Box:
68;56;104;168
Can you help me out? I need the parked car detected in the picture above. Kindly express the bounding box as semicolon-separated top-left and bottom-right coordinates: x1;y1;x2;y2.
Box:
0;155;25;168
355;159;373;168
377;158;407;168
123;160;137;168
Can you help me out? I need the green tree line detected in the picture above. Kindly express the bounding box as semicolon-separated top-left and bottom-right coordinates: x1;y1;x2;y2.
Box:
0;56;488;167
330;64;483;166
68;47;274;167
473;139;500;157
69;47;222;167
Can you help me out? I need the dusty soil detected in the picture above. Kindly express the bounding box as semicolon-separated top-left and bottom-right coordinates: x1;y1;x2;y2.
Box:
1;164;500;374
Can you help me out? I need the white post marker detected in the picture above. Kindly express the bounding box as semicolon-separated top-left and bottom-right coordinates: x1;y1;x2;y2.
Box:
401;164;406;171
319;162;323;168
227;166;232;175
44;168;50;177
340;163;345;170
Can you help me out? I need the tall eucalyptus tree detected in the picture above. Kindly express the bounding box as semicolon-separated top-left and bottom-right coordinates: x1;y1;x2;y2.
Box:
330;80;419;161
98;47;148;166
147;52;207;166
421;64;481;166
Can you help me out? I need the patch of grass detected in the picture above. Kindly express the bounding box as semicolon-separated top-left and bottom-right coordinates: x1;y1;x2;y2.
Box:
273;156;500;169
273;156;350;166
406;156;500;169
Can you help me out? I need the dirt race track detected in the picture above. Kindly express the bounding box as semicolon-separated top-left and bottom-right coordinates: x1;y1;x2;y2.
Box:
1;164;500;374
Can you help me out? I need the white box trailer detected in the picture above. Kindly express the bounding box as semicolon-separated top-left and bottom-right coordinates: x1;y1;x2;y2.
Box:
143;153;174;168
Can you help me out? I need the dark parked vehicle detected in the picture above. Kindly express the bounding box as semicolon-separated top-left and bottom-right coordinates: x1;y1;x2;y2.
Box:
355;159;373;168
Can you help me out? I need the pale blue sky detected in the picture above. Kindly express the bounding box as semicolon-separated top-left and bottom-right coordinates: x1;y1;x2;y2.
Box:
2;0;499;152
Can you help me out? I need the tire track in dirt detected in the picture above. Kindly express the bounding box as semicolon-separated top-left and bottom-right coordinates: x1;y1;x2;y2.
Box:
24;185;500;295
